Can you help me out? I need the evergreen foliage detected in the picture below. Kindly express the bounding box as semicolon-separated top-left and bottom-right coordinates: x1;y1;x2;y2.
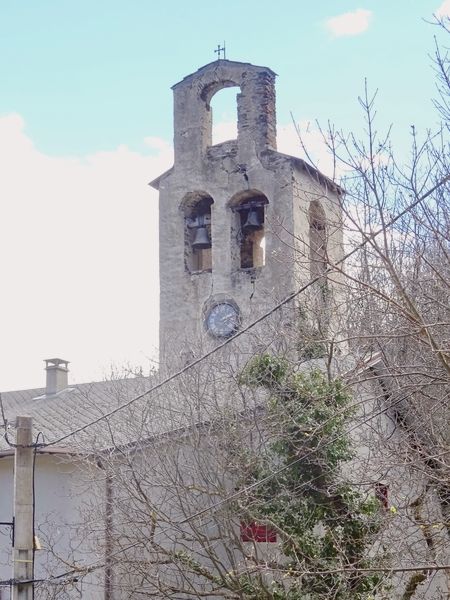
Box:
237;354;386;599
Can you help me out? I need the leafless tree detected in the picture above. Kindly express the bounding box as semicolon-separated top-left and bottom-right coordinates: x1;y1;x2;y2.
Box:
290;20;450;598
31;22;450;600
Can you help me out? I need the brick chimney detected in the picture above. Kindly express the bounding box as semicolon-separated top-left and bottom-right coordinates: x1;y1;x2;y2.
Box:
45;358;69;395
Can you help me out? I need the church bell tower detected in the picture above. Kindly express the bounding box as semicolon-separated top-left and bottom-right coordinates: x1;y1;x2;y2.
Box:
150;60;343;367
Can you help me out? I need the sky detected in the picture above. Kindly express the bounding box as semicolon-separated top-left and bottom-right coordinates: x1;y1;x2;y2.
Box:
0;0;448;391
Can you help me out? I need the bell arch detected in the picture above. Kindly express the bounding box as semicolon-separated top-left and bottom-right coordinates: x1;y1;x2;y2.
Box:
181;192;214;274
208;86;240;146
172;61;277;164
229;190;269;270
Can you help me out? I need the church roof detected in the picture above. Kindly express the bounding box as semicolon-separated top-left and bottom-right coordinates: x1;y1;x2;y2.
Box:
0;374;169;455
261;149;344;195
0;351;381;458
0;367;257;456
149;149;343;195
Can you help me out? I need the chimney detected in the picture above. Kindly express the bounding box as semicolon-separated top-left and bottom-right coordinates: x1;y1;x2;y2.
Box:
45;358;69;395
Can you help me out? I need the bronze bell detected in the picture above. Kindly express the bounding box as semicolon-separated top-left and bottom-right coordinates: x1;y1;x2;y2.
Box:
243;208;263;231
192;226;211;250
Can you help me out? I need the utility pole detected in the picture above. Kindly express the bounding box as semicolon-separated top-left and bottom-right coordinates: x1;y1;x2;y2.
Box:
12;416;34;600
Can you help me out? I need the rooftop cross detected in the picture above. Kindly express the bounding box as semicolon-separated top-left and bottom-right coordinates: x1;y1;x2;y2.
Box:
214;42;226;60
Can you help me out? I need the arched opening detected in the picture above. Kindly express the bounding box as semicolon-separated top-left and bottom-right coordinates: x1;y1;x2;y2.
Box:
182;192;214;273
309;201;327;280
230;190;269;270
208;86;239;146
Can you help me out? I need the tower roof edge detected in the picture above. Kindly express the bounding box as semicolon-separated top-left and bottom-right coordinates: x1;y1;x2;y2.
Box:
260;149;345;195
171;59;277;90
149;167;173;190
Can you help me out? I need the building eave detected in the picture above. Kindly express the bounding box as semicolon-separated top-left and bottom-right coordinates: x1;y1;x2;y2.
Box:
260;149;344;196
149;166;174;190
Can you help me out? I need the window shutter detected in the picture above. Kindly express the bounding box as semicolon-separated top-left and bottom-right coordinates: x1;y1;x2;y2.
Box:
240;522;277;542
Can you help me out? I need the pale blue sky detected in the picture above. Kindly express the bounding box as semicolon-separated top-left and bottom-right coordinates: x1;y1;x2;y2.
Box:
0;0;445;155
0;1;447;390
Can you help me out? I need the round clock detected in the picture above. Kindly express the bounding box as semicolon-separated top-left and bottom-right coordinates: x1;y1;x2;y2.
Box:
206;302;240;338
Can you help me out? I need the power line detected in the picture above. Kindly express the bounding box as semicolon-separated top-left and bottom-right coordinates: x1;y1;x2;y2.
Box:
4;561;450;589
0;538;142;588
177;381;410;524
2;372;445;590
32;375;444;578
17;174;447;451
0;174;446;594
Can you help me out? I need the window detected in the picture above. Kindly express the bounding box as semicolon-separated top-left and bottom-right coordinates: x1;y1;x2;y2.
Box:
240;522;277;543
375;483;389;510
309;201;327;279
231;191;268;270
183;193;214;273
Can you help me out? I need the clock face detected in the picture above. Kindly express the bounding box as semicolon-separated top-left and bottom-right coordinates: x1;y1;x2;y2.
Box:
206;303;240;338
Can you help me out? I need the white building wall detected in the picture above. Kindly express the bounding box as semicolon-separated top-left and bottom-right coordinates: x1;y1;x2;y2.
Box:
0;454;105;599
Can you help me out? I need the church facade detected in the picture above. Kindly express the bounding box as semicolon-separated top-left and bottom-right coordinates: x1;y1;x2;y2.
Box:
0;59;446;599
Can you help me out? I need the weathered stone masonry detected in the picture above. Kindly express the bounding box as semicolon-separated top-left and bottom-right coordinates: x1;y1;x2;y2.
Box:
151;59;343;366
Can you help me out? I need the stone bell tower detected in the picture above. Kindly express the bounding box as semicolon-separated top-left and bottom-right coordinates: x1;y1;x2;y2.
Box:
150;60;343;366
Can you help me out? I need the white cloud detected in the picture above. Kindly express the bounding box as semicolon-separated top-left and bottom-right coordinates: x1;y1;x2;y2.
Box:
0;114;344;391
0;114;173;390
325;9;372;37
435;0;450;18
212;120;238;145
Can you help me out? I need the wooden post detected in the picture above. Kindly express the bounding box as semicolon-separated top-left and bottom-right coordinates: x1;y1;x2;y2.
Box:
12;416;33;600
104;473;113;600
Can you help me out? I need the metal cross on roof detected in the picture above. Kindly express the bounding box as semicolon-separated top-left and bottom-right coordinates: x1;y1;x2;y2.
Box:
214;42;226;60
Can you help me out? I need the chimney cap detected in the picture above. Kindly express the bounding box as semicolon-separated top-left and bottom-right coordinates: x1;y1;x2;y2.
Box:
44;358;70;396
45;358;70;369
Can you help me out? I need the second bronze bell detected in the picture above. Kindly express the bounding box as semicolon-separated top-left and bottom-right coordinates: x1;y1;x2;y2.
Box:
192;226;211;250
243;208;263;231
